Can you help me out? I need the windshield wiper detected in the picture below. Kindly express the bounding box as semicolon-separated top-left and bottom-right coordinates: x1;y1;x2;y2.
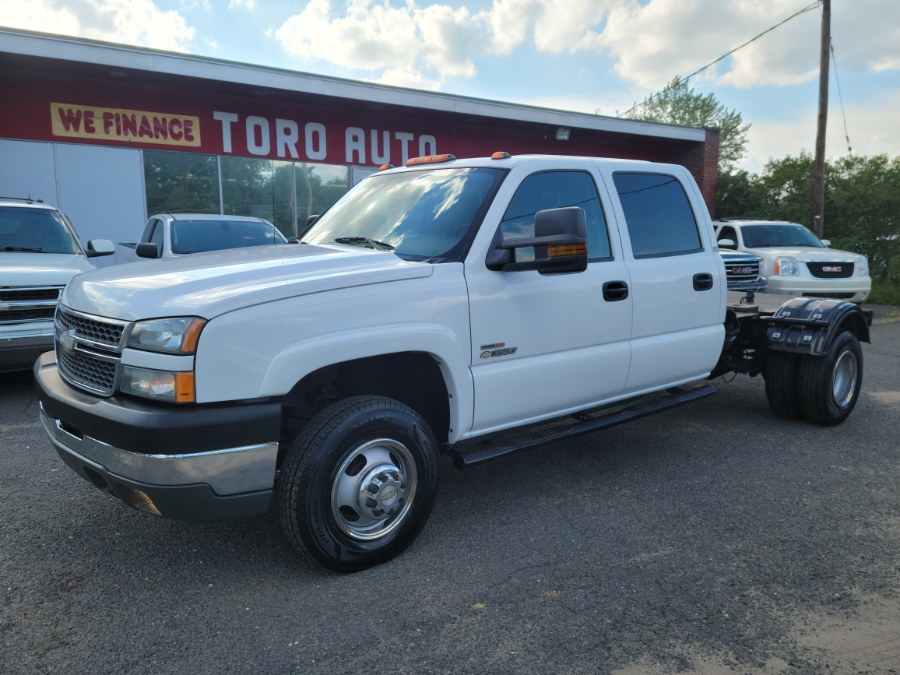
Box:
333;236;395;251
3;246;44;252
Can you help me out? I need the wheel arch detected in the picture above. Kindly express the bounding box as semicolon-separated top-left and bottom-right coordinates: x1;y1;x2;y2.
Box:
277;351;456;459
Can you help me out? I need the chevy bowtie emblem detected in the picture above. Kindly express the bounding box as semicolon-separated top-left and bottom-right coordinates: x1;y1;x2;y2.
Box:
59;328;77;354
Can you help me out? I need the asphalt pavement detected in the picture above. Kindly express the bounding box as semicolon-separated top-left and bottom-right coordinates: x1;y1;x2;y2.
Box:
1;308;898;674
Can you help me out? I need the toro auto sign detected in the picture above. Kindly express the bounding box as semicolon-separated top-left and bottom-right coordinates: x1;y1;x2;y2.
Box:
48;101;437;167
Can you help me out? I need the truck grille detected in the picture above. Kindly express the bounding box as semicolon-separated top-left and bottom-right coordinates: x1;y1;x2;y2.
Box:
807;262;854;278
0;286;63;325
56;308;126;349
55;307;129;396
724;259;760;282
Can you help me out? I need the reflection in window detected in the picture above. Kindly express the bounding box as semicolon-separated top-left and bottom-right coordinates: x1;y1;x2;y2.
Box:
222;156;279;227
613;172;701;259
142;151;353;237
296;163;349;232
500;171;611;262
303;167;503;262
144;150;219;215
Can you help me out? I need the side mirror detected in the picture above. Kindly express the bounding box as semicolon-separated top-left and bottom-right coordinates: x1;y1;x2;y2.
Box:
718;238;737;250
86;239;115;257
486;206;588;274
135;242;161;259
821;239;831;247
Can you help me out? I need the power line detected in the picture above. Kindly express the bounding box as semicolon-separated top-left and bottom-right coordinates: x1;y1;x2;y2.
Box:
619;1;821;118
830;41;853;155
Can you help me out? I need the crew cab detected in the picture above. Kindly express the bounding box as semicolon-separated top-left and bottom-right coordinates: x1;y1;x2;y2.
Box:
0;198;113;372
715;218;870;302
34;154;871;571
116;213;289;262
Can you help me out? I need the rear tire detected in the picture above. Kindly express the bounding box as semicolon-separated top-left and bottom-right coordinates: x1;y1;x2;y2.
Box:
764;351;803;420
278;395;440;572
797;330;863;426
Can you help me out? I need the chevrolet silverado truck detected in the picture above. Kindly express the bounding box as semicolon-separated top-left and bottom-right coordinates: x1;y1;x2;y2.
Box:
1;197;114;372
34;154;871;571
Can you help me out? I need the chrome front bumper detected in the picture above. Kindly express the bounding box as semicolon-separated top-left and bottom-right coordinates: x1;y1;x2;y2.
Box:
40;402;278;520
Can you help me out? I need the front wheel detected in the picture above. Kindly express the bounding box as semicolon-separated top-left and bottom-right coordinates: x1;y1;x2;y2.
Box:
797;330;863;426
278;395;440;572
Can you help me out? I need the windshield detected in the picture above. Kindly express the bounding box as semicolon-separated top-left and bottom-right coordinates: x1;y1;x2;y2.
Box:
741;224;825;248
171;219;287;254
0;206;82;254
302;167;506;262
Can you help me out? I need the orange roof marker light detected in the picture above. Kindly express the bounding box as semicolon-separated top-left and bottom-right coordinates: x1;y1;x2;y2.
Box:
379;164;395;171
406;154;456;167
491;152;511;160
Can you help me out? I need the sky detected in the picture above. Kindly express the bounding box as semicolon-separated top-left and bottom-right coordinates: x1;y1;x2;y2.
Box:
2;0;899;172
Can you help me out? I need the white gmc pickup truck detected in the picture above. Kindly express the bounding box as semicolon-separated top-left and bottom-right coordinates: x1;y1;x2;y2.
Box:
34;153;871;571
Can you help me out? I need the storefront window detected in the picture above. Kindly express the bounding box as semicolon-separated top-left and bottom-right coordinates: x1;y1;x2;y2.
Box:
142;151;351;237
296;163;349;233
143;150;219;215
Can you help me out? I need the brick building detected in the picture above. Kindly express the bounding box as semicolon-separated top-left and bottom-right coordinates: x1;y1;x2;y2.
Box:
0;28;719;246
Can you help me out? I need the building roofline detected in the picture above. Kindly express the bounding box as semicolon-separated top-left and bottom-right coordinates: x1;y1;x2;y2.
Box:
0;27;707;143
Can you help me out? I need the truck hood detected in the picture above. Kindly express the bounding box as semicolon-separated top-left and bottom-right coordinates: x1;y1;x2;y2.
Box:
745;246;863;262
1;252;94;285
61;244;433;321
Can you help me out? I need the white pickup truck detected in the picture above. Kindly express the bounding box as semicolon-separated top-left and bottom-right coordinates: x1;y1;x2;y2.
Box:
0;198;114;372
115;213;289;262
34;154;871;571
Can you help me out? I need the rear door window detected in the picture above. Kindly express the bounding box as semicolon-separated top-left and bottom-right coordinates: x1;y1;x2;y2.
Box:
612;172;702;259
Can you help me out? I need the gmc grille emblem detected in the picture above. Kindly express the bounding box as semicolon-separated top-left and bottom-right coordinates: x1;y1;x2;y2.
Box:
822;265;842;273
732;266;754;275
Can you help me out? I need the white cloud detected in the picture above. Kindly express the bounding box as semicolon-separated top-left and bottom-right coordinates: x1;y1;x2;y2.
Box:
272;0;489;88
0;0;195;52
228;0;257;11
599;0;900;90
741;91;900;173
270;0;900;92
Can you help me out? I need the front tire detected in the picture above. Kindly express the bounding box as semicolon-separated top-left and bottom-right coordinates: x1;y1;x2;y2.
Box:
797;330;863;426
278;396;440;572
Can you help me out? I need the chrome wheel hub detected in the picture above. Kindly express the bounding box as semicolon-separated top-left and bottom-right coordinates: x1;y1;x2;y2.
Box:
832;350;858;409
331;438;417;541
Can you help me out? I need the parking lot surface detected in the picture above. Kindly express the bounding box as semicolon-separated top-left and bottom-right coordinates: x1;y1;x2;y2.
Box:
1;309;898;674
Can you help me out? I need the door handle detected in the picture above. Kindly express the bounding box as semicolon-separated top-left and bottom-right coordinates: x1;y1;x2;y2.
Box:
603;280;629;302
693;273;714;291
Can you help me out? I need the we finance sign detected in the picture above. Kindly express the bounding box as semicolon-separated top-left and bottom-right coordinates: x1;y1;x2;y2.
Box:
51;103;201;147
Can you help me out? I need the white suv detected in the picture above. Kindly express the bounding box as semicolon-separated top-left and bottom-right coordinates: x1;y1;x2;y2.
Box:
0;198;114;372
715;219;870;303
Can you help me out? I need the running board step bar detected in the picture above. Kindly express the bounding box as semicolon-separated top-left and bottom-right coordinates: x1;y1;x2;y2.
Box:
448;384;718;469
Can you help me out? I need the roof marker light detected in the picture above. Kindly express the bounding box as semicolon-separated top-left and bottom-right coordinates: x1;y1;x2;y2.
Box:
406;154;456;167
491;152;511;160
379;164;395;171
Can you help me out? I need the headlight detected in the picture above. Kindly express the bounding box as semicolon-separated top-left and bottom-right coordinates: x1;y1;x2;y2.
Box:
120;366;195;403
774;256;799;275
858;259;869;277
127;317;206;354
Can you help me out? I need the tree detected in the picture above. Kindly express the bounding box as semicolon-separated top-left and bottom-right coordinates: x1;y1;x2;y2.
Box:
624;76;750;170
715;152;900;284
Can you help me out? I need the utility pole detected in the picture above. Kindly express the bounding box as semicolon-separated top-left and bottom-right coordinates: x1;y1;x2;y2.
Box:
812;0;830;239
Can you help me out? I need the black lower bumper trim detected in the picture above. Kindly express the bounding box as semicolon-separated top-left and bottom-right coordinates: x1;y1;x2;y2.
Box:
34;351;281;455
55;444;272;521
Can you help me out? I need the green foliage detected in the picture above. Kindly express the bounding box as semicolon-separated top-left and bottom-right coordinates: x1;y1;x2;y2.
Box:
717;154;900;303
624;76;750;170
